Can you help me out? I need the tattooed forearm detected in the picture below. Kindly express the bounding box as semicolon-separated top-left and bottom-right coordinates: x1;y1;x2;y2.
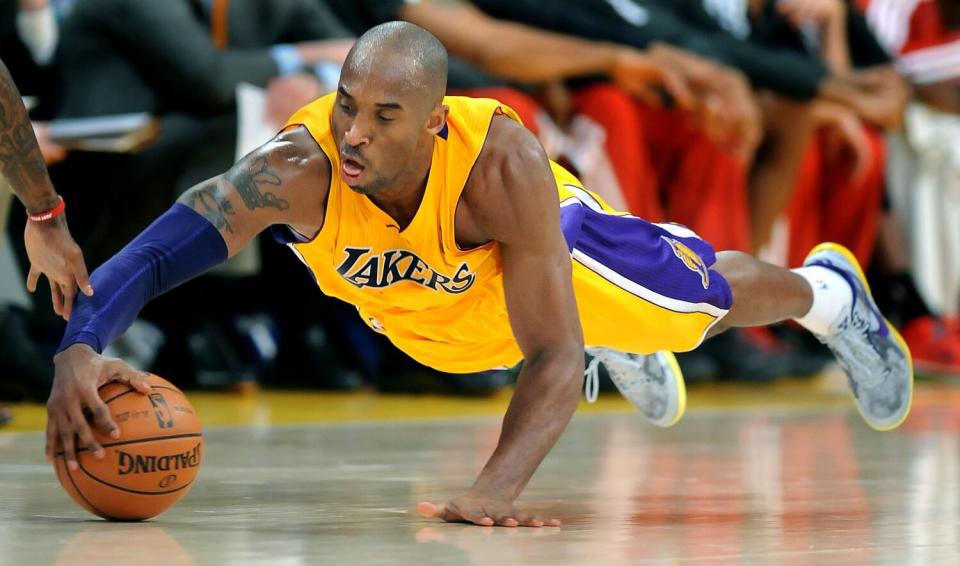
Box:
0;59;58;211
186;182;235;233
225;156;289;211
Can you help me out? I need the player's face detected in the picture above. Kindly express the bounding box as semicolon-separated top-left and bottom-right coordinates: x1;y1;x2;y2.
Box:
331;75;445;196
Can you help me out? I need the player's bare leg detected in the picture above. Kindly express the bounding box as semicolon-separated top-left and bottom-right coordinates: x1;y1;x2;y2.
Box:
709;250;814;332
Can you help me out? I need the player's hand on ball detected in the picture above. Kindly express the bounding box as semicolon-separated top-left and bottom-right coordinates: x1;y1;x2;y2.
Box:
416;493;560;528
46;344;152;471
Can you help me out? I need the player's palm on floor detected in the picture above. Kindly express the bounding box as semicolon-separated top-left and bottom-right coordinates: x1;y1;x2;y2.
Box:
417;495;560;528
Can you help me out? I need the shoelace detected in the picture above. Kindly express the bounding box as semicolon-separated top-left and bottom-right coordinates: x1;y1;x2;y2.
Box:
584;354;601;404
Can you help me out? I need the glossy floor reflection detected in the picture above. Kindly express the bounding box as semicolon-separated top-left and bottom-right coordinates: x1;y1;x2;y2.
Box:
3;387;960;564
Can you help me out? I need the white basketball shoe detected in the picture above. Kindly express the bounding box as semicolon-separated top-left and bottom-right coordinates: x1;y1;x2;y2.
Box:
584;347;687;427
803;243;914;430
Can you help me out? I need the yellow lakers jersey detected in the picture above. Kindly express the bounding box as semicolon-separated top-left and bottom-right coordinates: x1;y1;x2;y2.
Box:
284;94;730;373
285;94;526;373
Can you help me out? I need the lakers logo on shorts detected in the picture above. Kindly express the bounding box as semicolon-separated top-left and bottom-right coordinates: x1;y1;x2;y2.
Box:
662;236;710;289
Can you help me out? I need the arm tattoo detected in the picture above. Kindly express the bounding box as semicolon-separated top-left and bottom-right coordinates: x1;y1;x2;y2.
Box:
0;59;58;211
187;183;235;233
225;156;289;211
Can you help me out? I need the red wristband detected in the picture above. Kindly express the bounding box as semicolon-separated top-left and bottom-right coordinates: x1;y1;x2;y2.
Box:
27;196;65;222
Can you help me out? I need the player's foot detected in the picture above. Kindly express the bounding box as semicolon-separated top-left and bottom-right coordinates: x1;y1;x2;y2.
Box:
584;348;687;427
803;243;914;431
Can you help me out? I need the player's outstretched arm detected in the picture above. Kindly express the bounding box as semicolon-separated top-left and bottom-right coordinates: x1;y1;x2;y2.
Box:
417;117;583;528
47;126;330;471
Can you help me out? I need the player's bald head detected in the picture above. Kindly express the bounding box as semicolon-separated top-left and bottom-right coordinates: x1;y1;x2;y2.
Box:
342;21;448;107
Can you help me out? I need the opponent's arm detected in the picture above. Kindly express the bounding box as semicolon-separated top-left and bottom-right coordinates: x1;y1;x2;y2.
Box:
0;57;91;316
0;58;56;209
418;117;583;528
914;82;960;116
47;126;329;470
818;66;910;129
646;43;762;163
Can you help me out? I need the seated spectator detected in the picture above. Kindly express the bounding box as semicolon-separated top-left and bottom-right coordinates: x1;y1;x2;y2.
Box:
52;0;354;265
697;0;912;375
723;0;901;268
480;0;908;250
32;0;365;390
677;0;959;375
862;0;960;374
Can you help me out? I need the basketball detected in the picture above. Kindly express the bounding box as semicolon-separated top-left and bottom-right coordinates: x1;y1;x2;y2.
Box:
53;375;203;521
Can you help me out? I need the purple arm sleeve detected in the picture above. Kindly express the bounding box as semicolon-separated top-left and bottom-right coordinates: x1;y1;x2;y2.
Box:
58;203;228;354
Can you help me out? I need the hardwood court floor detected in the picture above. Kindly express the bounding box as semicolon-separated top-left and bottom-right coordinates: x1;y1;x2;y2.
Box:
2;375;960;564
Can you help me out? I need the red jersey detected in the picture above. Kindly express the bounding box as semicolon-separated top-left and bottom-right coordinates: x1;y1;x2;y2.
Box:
860;0;960;82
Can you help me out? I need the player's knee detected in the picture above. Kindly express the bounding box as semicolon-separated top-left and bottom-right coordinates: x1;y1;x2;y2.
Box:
713;250;753;273
713;250;759;301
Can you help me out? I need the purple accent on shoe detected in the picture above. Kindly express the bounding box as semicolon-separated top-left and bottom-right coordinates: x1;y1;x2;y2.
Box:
806;255;889;338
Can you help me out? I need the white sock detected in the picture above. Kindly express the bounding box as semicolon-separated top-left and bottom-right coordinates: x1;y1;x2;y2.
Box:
791;266;853;336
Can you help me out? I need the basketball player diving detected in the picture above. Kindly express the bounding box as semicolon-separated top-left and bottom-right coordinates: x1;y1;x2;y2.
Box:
45;22;913;528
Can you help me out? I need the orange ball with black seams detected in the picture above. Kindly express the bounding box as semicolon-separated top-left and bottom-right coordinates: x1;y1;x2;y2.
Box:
54;375;203;521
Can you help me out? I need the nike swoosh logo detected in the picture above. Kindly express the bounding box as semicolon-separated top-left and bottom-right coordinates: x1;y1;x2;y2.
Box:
814;255;888;337
851;278;888;336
